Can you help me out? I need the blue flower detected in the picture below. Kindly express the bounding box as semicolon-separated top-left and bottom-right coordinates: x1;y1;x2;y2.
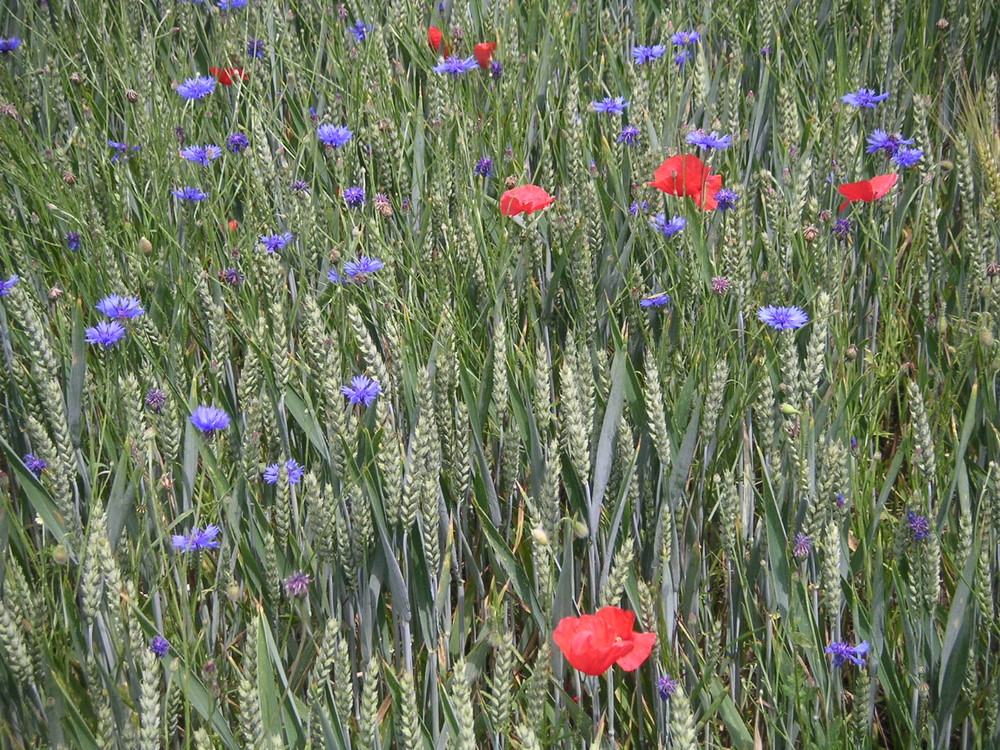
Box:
841;88;890;108
617;126;641;145
217;0;247;9
686;130;732;150
907;511;930;541
865;129;914;156
433;56;479;76
474;157;494;178
23;454;47;478
66;232;81;251
892;147;923;168
95;294;145;320
85;321;127;347
247;38;265;58
793;534;812;558
171;525;221;552
489;61;503;80
714;188;739;212
317;124;353;148
176;76;216;100
189;405;231;434
671;30;700;45
180;144;222;166
343;256;385;279
0;275;18;296
674;49;692;67
825;640;869;668
262;459;306;485
149;635;170;658
107;140;141;162
640;293;671;308
831;218;852;238
344;186;366;208
259;233;293;253
629;201;649;216
657;675;679;700
284;571;312;598
227;132;249;154
172;187;209;201
757;305;809;330
591;96;629;114
349;21;370;42
650;214;687;238
632;45;667;64
0;38;21;54
342;375;382;406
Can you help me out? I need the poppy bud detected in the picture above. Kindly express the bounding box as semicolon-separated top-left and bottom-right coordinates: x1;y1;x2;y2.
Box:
139;236;153;255
573;520;589;538
125;89;138;103
845;344;858;361
52;545;70;565
780;403;801;416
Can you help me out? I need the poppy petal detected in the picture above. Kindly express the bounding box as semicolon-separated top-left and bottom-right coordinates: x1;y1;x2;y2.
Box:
693;173;724;210
428;27;444;52
594;606;636;636
648;155;708;196
500;185;554;216
868;173;899;199
615;631;657;671
474;41;497;68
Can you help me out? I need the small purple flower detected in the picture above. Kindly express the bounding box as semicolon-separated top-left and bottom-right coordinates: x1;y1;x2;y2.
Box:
657;674;679;700
259;232;293;253
674;49;692;67
892;148;923;168
474;157;494;178
227;132;250;154
85;321;127;347
617;125;641;145
686;129;732;150
793;534;812;559
180;144;222;166
290;180;310;194
171;525;222;552
145;389;166;413
189;405;231;435
640;293;671;308
149;635;170;658
0;38;22;54
433;56;479;76
262;459;306;485
317;124;353;148
831;218;852;238
23;454;47;478
825;640;870;668
218;267;245;286
95;294;145;320
650;214;687;238
176;76;216;100
107;140;141;162
714;188;739;212
841;88;890;108
757;305;809;331
711;277;730;294
0;274;19;296
907;511;930;542
342;375;382;406
66;232;81;251
343;256;385;279
671;30;700;45
349;21;370;42
865;129;914;156
632;45;667;64
343;186;366;208
629;201;649;216
591;96;629;114
247;38;265;58
489;61;503;80
284;571;312;598
172;187;209;202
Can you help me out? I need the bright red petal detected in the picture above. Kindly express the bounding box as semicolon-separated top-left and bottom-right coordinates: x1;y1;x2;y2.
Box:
616;631;657;671
474;42;497;68
868;173;899;200
501;185;554;216
428;27;443;52
692;173;723;210
594;607;636;636
553;615;632;676
648;155;708;196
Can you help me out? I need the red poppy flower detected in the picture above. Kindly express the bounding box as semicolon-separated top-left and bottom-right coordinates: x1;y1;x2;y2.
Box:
837;173;898;211
500;185;555;216
648;154;723;211
209;67;248;86
428;27;448;55
474;41;497;68
553;607;657;676
228;220;239;232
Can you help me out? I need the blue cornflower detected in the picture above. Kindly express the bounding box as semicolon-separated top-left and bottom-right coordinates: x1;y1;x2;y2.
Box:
189;405;231;434
757;305;809;330
489;61;503;80
247;38;265;58
172;187;209;201
176;76;216;100
865;129;914;156
671;30;700;45
892;147;923;168
343;256;385;279
650;214;687;238
907;511;930;541
259;233;293;253
23;454;47;478
343;186;366;208
657;675;679;700
180;144;222;166
831;218;852;238
95;294;145;320
474;157;494;178
145;389;166;413
617;125;641;145
349;21;370;42
825;640;870;668
317;124;353;148
714;188;739;212
0;38;21;54
629;201;649;216
841;88;890;108
674;49;692;67
686;130;732;150
262;459;306;485
149;635;170;658
0;275;18;296
284;571;312;598
342;375;382;406
632;44;667;64
591;96;630;114
171;525;222;552
640;293;671;308
227;132;249;154
85;321;127;347
217;0;247;9
107;140;141;162
433;56;479;76
793;534;812;559
66;232;81;251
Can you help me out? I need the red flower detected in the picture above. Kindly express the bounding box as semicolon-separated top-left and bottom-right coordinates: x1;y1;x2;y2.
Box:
209;67;248;86
428;27;448;55
553;607;657;676
837;173;898;212
500;185;555;216
474;41;497;68
647;154;723;211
